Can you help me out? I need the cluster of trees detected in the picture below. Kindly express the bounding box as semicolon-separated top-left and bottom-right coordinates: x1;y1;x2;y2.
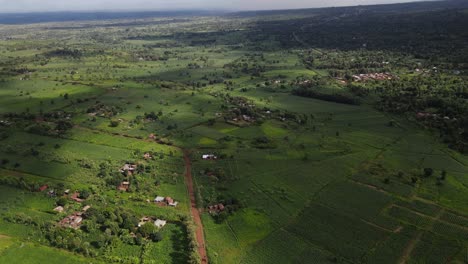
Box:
292;87;360;105
375;76;468;153
252;136;277;149
45;48;83;59
86;103;124;118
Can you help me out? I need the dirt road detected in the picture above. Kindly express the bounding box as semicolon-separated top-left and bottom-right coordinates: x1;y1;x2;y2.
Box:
183;150;208;264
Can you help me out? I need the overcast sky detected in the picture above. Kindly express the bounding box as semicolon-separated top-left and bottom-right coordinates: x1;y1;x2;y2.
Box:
0;0;427;13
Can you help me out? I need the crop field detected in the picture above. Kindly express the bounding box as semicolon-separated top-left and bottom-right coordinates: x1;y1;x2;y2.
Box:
0;2;468;263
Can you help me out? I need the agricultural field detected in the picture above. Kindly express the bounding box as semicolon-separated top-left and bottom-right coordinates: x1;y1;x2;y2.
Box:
0;1;468;263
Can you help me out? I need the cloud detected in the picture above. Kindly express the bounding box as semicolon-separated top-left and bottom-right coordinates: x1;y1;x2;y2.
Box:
0;0;426;13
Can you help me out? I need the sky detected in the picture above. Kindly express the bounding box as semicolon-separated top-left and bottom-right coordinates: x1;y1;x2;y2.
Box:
0;0;428;13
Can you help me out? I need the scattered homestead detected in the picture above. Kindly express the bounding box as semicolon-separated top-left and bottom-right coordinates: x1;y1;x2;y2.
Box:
154;196;178;207
208;203;225;215
118;181;130;191
59;213;83;229
120;163;137;176
154;196;165;203
138;217;167;229
154;219;167;229
352;73;395;82
70;192;84;203
143;152;153;160
59;206;91;229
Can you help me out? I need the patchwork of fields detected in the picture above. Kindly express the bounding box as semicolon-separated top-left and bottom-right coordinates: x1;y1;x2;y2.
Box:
0;5;467;264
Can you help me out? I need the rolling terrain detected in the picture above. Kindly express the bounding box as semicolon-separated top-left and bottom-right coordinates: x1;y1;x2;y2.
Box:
0;1;467;263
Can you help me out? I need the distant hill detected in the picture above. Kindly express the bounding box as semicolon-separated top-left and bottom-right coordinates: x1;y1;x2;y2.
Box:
0;10;217;25
0;0;467;25
230;0;468;17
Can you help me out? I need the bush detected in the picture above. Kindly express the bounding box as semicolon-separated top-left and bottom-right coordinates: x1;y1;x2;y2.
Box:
110;120;120;127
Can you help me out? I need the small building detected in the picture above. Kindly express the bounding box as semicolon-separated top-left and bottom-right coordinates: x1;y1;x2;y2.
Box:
64;189;70;195
143;153;152;160
71;192;84;203
54;206;64;213
154;219;167;228
165;197;174;205
169;201;179;207
208;203;226;214
59;213;83;229
202;154;217;160
138;216;152;227
118;181;130;191
82;205;91;212
120;163;137;176
154;196;165;203
39;185;48;192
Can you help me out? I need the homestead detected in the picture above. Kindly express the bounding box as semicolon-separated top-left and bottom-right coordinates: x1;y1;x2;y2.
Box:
120;163;137;176
154;196;165;203
352;73;395;82
154;196;179;207
143;152;153;160
70;192;84;203
53;206;64;213
154;219;167;229
138;217;167;229
59;213;83;229
208;203;225;214
118;181;130;191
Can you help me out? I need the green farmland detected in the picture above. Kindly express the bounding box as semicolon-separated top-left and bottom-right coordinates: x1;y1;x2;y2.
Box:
0;1;468;263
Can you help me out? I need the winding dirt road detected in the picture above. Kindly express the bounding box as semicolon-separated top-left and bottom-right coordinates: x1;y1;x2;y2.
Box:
183;150;208;264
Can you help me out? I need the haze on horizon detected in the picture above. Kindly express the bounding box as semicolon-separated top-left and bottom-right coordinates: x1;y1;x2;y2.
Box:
0;0;430;13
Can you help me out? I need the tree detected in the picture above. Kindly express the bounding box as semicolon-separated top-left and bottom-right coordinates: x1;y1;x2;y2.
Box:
138;222;156;238
57;197;68;206
79;189;90;199
423;168;433;177
109;120;119;127
440;170;447;180
150;232;163;242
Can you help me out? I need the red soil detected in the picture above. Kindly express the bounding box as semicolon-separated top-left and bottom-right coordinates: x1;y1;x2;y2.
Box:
184;150;208;264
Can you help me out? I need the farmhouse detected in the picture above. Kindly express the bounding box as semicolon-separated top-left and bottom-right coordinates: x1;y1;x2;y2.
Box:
154;219;167;228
